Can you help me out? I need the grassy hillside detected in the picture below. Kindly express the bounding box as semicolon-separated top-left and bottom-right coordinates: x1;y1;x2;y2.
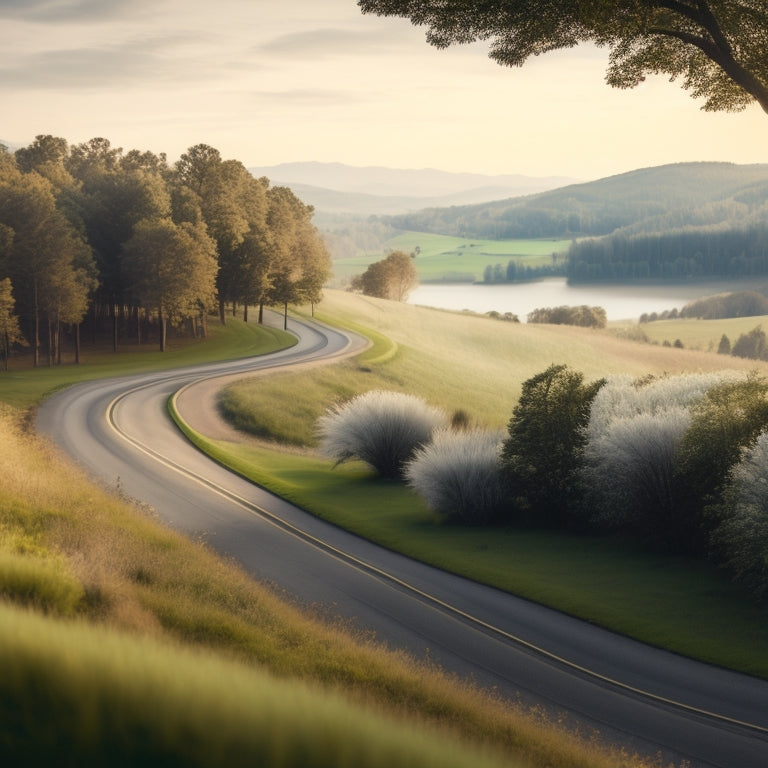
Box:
0;319;647;767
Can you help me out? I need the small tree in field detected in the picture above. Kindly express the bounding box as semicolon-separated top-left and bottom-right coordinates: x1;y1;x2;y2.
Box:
501;364;605;527
405;428;504;525
317;390;447;479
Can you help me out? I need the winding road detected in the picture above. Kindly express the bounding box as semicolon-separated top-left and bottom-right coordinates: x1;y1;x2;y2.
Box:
36;313;768;768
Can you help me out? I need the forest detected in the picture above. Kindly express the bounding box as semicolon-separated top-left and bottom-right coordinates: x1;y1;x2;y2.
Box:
0;135;331;363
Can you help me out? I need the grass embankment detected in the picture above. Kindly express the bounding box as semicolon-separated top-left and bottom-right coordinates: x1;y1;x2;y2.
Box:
205;289;768;678
331;231;571;284
0;317;643;767
1;316;295;409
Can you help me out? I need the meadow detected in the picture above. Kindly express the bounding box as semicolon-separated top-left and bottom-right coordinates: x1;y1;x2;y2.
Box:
330;230;571;284
0;314;654;767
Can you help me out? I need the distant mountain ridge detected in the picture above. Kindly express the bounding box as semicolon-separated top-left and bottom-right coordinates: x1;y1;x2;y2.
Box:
384;162;768;240
248;161;579;215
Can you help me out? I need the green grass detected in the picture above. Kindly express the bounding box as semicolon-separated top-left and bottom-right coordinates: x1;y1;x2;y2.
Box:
0;317;295;409
332;231;572;284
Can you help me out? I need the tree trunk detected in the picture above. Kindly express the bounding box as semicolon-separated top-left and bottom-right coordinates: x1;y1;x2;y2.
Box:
218;298;226;325
243;303;249;323
283;302;288;330
258;302;264;324
33;280;40;368
113;303;119;353
159;310;167;352
47;317;54;367
75;323;81;365
56;318;62;365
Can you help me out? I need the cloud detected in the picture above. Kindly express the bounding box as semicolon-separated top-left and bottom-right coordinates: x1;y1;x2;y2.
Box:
257;26;414;60
0;0;147;22
0;34;211;89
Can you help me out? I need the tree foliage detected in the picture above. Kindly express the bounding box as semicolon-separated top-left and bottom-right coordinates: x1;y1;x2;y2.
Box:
501;364;605;527
0;135;331;359
352;251;418;301
673;374;768;552
527;305;606;328
713;432;768;600
359;0;768;113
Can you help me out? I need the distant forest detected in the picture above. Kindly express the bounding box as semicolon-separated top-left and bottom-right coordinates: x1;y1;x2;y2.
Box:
383;163;768;284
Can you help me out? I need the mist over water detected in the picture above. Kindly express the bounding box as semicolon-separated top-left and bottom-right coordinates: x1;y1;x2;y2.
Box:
408;279;763;322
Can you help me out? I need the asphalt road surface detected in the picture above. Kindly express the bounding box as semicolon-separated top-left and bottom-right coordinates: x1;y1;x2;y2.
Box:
36;313;768;768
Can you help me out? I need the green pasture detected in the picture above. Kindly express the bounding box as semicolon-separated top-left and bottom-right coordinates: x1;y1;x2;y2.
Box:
332;231;572;284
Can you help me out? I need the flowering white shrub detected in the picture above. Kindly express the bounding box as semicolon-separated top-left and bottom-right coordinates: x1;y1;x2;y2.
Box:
316;390;447;478
714;432;768;599
582;407;691;532
582;372;747;541
405;428;504;525
585;371;742;442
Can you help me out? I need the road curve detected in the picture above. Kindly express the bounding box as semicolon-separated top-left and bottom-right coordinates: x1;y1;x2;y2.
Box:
36;313;768;768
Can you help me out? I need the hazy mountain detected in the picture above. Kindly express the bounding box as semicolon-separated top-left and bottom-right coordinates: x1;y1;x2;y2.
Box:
250;161;578;215
386;162;768;240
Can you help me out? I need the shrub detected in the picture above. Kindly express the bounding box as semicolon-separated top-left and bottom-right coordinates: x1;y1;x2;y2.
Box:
405;429;504;525
674;374;768;553
316;390;447;479
731;325;768;360
713;432;768;600
582;407;691;540
583;372;749;550
501;364;605;527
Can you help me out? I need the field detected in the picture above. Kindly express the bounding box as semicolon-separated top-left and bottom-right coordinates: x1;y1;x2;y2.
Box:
331;230;572;284
627;314;768;352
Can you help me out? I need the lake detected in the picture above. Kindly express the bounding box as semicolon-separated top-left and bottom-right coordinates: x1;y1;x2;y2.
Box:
408;279;763;322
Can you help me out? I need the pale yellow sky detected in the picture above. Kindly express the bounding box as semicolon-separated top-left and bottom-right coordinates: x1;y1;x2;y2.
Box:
1;0;765;181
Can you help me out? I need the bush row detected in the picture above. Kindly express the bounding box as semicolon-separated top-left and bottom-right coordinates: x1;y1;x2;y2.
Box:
316;371;768;602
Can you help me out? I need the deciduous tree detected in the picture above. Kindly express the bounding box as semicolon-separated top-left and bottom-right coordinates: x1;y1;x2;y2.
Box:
359;1;768;114
122;219;217;351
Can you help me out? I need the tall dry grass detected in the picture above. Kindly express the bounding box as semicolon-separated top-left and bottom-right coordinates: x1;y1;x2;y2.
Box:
0;404;655;767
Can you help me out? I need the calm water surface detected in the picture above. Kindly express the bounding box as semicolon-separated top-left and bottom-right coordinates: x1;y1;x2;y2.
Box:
408;279;762;322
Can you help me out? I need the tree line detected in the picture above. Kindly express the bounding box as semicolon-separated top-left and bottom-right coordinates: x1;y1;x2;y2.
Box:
0;135;331;361
567;224;768;283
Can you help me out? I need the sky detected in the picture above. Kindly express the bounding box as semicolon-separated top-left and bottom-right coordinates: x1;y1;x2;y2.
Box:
1;0;766;182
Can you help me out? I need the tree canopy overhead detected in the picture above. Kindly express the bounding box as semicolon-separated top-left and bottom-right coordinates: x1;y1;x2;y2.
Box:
358;1;768;114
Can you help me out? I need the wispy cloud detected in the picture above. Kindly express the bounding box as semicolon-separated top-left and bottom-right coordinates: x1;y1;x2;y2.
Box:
257;26;413;60
0;0;148;22
0;34;210;89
